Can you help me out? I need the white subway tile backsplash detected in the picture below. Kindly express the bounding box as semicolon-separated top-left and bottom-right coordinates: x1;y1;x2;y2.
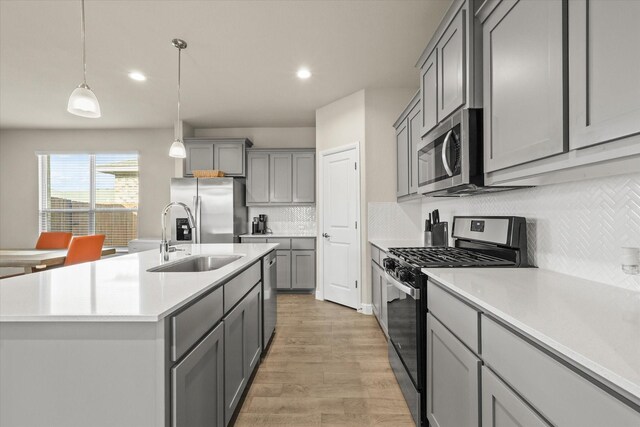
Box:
248;206;316;234
367;173;640;290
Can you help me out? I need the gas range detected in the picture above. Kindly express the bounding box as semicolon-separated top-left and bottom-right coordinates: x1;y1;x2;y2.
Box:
384;216;528;427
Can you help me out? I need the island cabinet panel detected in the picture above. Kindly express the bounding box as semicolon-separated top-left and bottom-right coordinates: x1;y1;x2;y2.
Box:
171;322;224;427
568;0;640;150
223;261;261;313
427;313;481;427
481;366;550;427
246;152;270;204
223;283;263;426
171;286;223;361
482;316;640;426
482;0;565;172
269;153;293;203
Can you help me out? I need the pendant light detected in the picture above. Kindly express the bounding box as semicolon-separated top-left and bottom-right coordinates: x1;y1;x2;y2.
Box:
169;38;188;158
67;0;101;118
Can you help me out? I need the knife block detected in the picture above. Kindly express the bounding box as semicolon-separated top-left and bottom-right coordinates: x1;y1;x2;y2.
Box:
431;222;448;247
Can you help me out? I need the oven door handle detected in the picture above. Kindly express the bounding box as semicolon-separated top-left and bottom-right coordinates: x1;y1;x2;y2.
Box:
442;130;454;177
385;272;420;300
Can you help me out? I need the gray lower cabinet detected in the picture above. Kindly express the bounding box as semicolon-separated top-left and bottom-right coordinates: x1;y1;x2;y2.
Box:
481;366;550;427
223;283;262;426
171;322;224;427
246;152;270;204
426;313;480;427
371;263;381;317
292;250;316;289
482;0;565;172
247;150;316;206
275;250;291;289
270;153;293;203
370;245;389;335
568;0;640;150
184;138;252;177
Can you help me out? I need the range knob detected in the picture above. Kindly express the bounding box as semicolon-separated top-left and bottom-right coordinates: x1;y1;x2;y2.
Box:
383;258;396;271
398;268;413;283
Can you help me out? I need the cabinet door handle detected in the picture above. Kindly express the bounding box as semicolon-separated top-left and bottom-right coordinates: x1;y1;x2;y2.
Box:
442;130;454;177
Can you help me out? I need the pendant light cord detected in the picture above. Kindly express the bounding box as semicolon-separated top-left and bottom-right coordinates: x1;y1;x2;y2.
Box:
177;45;181;123
81;0;87;85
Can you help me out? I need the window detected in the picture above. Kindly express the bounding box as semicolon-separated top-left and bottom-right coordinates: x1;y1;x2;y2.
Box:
38;153;139;248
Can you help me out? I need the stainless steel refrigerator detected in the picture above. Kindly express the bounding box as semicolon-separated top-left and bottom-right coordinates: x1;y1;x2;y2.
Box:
170;178;248;243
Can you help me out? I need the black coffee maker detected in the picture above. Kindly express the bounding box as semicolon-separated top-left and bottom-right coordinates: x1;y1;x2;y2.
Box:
252;215;268;234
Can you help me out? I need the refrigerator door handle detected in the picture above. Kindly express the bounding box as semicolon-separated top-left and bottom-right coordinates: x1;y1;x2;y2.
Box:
193;195;201;244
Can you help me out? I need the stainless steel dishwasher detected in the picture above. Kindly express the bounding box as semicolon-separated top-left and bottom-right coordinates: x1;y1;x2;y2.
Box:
262;251;277;351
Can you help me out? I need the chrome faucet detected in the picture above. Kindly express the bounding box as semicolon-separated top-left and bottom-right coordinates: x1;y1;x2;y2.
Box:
161;202;196;261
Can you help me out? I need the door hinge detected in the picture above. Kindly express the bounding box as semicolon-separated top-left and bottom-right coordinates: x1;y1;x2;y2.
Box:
355;162;357;170
355;280;358;288
355;221;358;229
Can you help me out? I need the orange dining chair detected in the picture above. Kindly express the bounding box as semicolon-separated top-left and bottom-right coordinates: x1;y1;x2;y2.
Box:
64;235;106;266
35;232;73;249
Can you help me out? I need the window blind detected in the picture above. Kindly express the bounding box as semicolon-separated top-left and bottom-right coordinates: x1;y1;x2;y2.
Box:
38;153;139;248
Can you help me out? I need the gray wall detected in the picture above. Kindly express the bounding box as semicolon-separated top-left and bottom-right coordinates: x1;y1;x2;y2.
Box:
0;128;174;248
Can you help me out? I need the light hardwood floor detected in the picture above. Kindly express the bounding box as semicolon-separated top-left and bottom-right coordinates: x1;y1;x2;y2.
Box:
234;294;415;427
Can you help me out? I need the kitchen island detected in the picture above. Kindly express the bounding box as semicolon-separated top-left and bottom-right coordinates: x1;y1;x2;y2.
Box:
0;243;278;427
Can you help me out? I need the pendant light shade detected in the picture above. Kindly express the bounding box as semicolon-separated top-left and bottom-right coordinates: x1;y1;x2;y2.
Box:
169;139;187;158
67;83;101;118
68;0;101;118
169;38;188;158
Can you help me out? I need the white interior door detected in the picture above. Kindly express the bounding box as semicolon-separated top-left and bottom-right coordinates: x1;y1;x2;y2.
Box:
321;145;360;309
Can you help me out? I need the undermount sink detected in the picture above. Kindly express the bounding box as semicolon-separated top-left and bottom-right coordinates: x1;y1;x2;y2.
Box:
148;255;243;273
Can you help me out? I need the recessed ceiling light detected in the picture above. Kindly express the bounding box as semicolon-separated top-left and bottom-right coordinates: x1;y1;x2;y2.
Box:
128;71;147;81
296;68;311;80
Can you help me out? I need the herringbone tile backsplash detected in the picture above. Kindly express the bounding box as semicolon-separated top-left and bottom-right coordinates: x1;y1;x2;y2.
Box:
370;173;640;290
248;206;316;234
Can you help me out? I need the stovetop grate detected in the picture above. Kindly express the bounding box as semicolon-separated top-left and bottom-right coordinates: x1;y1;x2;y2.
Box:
389;247;515;268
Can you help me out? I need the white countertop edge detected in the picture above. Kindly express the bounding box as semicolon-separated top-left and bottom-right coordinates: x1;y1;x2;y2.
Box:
423;268;640;406
0;244;279;323
368;239;425;252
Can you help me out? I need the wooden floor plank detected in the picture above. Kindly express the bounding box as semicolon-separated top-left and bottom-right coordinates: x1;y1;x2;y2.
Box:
234;294;414;426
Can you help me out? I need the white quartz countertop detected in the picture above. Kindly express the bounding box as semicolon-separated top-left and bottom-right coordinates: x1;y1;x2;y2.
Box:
369;239;425;252
423;267;640;405
240;233;316;238
0;243;278;323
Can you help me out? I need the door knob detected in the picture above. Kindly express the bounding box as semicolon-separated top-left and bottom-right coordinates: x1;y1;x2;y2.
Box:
322;233;331;238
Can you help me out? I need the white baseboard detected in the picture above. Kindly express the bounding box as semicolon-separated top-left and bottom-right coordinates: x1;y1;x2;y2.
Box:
315;290;324;301
359;303;373;315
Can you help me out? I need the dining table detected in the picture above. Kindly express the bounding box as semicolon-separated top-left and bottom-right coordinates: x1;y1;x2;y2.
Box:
0;248;116;275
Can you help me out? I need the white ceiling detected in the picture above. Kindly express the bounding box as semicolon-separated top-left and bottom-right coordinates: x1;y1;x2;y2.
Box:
0;0;450;129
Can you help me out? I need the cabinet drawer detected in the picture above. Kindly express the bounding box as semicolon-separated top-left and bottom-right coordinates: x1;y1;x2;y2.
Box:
378;249;387;267
241;237;267;243
371;245;380;266
482;316;640;426
224;261;261;313
171;286;223;361
267;238;291;250
292;238;315;250
427;280;480;353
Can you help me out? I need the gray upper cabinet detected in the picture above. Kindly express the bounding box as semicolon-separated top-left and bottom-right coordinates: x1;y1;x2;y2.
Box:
482;0;565;172
184;143;214;176
292;250;316;290
246;149;316;206
396;120;410;198
420;50;438;136
269;153;293;203
214;143;244;176
246;152;270;204
184;138;252;177
292;152;316;203
568;0;640;150
481;367;550;427
408;103;421;194
171;322;224;427
427;313;480;427
438;9;466;121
